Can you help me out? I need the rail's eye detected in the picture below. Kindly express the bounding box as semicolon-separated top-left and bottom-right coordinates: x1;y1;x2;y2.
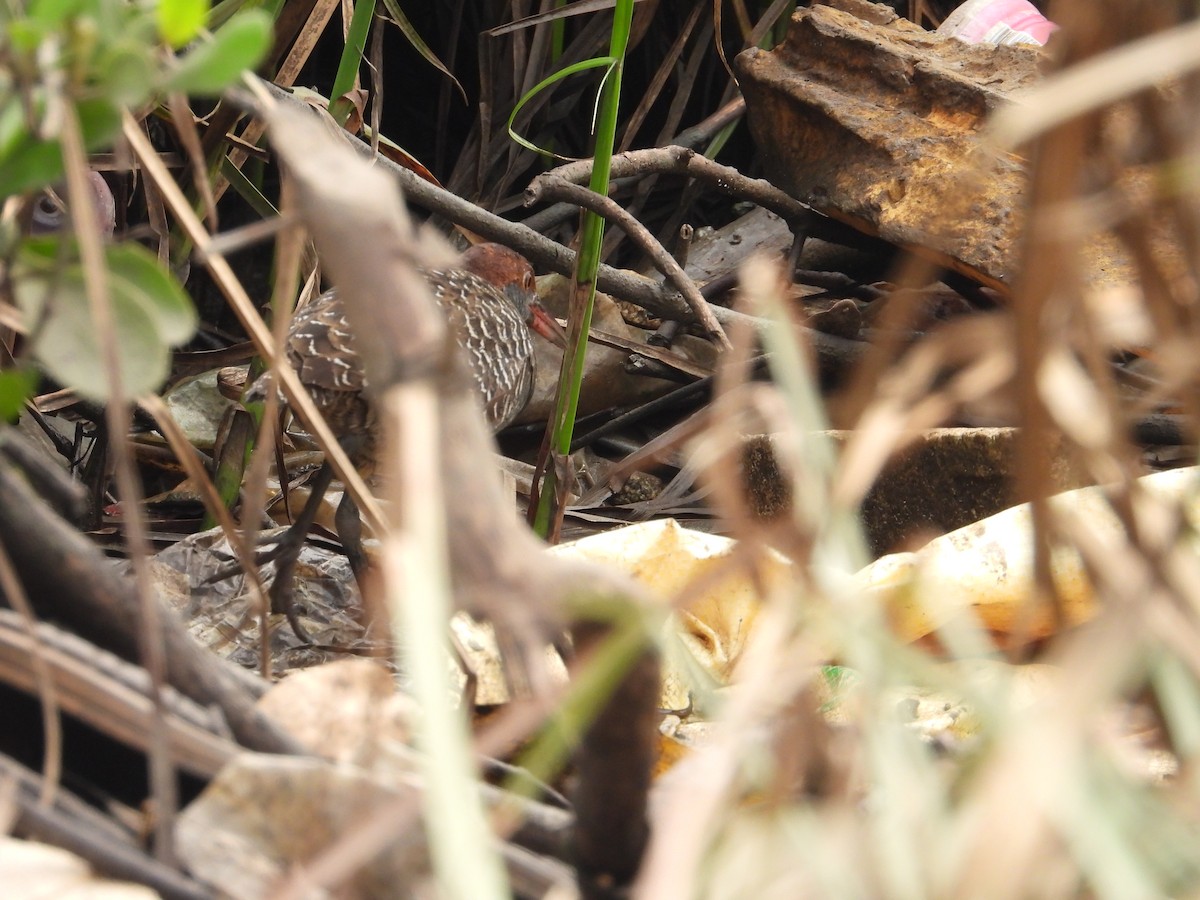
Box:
31;192;67;233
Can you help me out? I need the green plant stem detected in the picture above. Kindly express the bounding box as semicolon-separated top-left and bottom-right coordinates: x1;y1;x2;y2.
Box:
329;0;377;126
505;601;648;798
533;0;635;537
551;0;566;59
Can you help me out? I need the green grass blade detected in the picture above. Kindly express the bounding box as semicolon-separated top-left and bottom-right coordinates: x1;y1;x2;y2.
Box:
533;0;635;537
328;0;377;126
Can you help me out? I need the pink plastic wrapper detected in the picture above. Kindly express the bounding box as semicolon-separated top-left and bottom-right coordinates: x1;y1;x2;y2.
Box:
936;0;1057;46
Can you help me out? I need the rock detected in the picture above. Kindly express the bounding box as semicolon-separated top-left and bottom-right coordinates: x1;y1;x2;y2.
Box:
735;1;1044;289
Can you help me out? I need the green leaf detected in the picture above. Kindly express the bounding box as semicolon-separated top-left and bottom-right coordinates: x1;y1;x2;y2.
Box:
164;10;271;95
105;242;197;343
75;99;124;150
0;99;29;163
5;19;44;52
0;98;121;201
329;0;376;126
220;155;279;220
157;0;209;47
0;138;66;199
506;56;616;157
0;368;37;422
0;96;63;186
93;45;158;105
13;238;197;401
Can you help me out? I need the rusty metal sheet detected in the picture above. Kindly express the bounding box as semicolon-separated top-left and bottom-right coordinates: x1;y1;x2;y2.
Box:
736;0;1045;289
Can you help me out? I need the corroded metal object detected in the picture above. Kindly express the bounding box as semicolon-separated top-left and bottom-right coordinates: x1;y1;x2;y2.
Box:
735;0;1044;290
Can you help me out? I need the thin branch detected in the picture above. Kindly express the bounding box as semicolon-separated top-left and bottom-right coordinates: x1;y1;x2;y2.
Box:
533;145;814;227
519;96;747;234
526;173;731;349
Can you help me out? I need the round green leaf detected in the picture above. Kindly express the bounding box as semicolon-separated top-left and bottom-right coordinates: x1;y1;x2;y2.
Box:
0;138;67;199
104;242;197;344
13;238;197;401
17;268;168;402
93;45;157;106
74;99;124;151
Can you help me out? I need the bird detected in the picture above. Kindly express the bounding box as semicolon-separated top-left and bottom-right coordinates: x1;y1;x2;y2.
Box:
282;242;559;451
251;242;563;613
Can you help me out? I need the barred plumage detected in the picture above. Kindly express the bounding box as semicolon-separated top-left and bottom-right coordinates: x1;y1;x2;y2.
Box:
282;243;542;458
245;243;559;609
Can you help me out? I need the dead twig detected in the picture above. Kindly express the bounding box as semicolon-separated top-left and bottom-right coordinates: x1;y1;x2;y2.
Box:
524;173;732;350
519;97;747;235
531;145;816;230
